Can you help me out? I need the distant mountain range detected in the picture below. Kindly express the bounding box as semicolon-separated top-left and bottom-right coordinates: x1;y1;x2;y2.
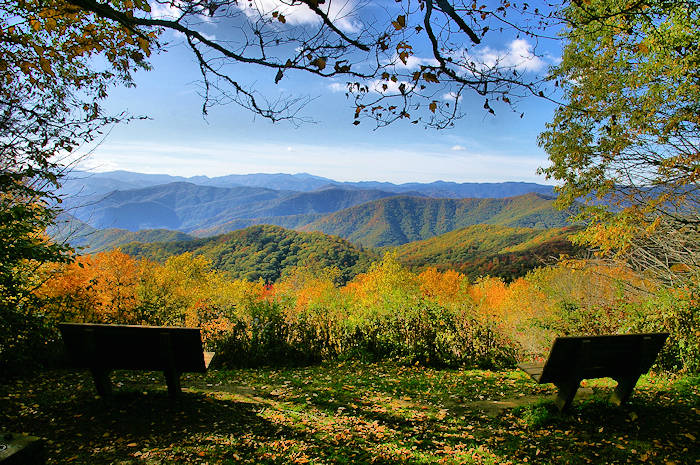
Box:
58;170;564;244
62;182;403;233
60;170;556;198
51;169;580;280
59;189;572;251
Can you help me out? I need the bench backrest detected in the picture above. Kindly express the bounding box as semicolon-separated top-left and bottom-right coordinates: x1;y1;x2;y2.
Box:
538;332;668;384
59;323;209;373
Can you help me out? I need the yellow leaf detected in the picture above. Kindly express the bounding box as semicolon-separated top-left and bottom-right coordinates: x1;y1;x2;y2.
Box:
39;57;53;76
392;15;406;30
137;37;151;56
311;57;326;70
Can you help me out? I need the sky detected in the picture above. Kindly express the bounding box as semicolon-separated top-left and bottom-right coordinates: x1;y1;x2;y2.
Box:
81;0;564;184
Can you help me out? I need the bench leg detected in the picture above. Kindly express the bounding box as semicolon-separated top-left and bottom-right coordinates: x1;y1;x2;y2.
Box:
611;374;640;406
164;369;181;398
89;367;112;397
554;379;580;411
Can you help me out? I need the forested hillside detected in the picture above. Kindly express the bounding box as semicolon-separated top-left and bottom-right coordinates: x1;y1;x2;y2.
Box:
300;193;574;247
115;223;582;283
395;225;584;280
121;224;376;283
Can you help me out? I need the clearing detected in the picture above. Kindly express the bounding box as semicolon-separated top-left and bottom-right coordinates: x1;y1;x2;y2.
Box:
1;363;698;464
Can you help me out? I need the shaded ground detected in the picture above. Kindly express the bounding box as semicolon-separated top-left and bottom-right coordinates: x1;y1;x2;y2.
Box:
1;363;698;464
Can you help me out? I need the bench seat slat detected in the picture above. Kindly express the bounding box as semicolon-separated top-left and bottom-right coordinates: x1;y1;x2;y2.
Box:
517;362;544;382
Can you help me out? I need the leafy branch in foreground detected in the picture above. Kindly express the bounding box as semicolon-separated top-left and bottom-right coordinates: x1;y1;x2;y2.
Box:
539;0;700;286
1;0;155;372
56;0;561;127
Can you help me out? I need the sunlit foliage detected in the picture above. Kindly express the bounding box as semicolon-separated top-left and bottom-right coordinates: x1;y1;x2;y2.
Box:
37;250;698;372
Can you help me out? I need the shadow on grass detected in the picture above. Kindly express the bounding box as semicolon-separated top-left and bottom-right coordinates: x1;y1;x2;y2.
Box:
1;369;698;464
505;393;700;464
1;370;421;464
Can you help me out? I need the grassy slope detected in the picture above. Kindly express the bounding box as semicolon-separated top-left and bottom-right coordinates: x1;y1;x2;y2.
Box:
2;364;697;464
300;193;575;248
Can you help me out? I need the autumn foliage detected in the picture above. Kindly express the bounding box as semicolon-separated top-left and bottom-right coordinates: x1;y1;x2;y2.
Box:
38;250;699;372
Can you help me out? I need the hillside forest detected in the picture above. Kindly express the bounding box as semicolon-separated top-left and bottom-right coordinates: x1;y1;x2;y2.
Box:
1;0;699;462
1;0;698;381
23;225;700;374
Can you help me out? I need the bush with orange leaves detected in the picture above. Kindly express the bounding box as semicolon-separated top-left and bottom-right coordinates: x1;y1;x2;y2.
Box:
38;250;696;371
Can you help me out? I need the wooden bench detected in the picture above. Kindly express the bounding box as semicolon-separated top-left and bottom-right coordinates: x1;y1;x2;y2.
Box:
519;332;668;411
59;323;214;398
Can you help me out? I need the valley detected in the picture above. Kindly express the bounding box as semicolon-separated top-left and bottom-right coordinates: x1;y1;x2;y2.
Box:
55;170;580;282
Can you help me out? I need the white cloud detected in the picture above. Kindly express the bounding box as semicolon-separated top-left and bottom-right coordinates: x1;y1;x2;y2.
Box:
442;92;461;102
459;39;547;73
451;145;466;151
237;0;362;34
199;32;216;41
149;1;182;20
388;54;439;70
328;82;347;93
85;139;552;184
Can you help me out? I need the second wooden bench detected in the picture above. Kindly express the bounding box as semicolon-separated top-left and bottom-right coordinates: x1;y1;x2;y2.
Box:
59;323;215;398
519;332;668;411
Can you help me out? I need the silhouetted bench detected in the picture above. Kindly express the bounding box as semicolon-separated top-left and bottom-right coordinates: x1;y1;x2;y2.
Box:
519;333;668;411
59;323;214;398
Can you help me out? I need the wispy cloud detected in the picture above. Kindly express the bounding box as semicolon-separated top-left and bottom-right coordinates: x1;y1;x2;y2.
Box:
85;139;551;184
328;82;347;93
442;92;461;102
149;1;182;20
237;0;362;33
456;39;548;73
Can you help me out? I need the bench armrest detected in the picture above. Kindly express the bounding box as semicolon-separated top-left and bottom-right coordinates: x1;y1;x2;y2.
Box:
518;362;544;383
203;352;215;369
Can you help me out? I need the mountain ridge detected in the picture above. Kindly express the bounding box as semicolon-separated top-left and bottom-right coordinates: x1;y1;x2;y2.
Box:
61;169;556;199
299;193;573;247
64;182;402;233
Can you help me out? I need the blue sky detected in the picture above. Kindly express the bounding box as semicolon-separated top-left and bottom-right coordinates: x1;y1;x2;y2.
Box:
82;0;563;184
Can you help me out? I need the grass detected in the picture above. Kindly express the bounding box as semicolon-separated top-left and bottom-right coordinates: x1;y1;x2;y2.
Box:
1;363;698;464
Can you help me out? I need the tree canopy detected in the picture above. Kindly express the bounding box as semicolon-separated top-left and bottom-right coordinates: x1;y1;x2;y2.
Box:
1;0;158;371
539;0;699;286
21;0;560;128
